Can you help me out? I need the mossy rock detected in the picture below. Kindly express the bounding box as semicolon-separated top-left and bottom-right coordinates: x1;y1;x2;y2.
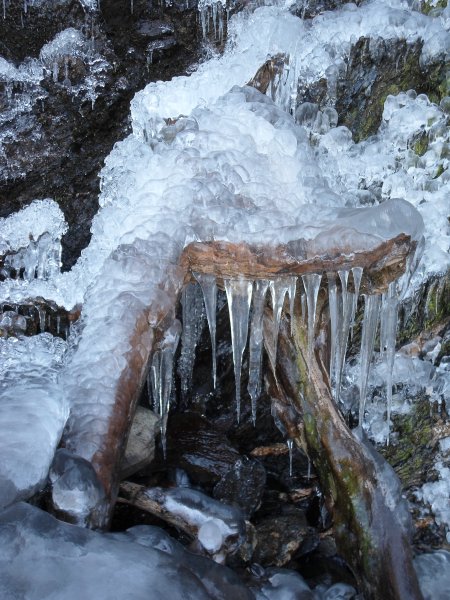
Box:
379;394;442;489
397;269;450;346
420;0;447;15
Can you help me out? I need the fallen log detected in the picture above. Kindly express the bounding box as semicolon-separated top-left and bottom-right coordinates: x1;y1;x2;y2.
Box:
266;314;424;600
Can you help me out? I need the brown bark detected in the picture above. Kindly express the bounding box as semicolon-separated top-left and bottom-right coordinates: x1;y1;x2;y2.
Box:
181;233;415;294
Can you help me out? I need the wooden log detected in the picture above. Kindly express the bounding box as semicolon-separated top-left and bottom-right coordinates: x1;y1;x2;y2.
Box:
266;315;424;600
181;233;415;294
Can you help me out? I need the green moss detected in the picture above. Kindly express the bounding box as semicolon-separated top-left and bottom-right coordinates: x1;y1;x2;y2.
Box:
420;0;447;15
412;132;429;156
433;164;445;178
380;396;437;488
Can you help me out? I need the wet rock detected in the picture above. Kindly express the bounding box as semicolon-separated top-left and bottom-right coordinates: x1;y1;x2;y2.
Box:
335;37;446;141
213;456;266;518
120;406;159;480
0;0;204;268
253;507;319;567
164;412;241;487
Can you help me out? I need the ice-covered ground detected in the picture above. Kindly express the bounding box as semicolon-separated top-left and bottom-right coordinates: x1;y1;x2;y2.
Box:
0;0;449;594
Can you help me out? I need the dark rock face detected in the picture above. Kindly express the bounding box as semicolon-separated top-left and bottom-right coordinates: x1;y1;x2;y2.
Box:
0;0;203;269
295;36;449;142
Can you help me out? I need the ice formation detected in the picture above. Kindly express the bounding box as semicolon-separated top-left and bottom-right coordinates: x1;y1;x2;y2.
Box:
0;0;449;593
0;333;68;509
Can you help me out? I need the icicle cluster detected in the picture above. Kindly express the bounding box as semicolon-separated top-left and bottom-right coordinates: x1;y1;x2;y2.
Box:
198;0;227;42
178;266;407;445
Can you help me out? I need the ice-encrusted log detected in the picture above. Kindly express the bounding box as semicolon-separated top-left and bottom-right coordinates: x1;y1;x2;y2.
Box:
267;315;424;600
181;199;422;294
59;241;186;528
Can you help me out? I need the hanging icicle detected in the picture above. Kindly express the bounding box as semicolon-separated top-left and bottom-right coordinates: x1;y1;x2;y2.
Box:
225;278;253;423
248;279;269;425
150;320;182;457
380;281;399;444
350;266;363;338
267;278;290;373
287;276;297;336
178;282;205;401
327;272;339;388
358;294;381;430
193;272;218;389
301;272;322;366
335;270;351;404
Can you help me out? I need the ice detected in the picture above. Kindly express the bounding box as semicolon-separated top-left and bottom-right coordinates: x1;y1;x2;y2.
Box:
415;550;450;600
287;276;296;335
179;282;206;400
150;320;182;456
0;502;253;600
0;334;68;509
380;281;399;442
358;294;381;428
194;272;218;388
287;438;294;477
248;279;269;425
301;273;321;366
415;462;450;540
49;448;107;527
327;272;339;388
0;199;66;258
225;278;252;422
267;278;290;372
144;486;246;561
256;568;313;600
39;28;89;68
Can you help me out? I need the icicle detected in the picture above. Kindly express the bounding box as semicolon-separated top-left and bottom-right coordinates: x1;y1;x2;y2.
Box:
300;292;306;324
178;283;205;400
225;278;252;423
247;279;269;425
287;276;296;336
130;0;134;13
335;270;351;404
56;315;61;336
193;272;217;389
151;321;181;457
307;456;311;481
23;0;27;14
287;439;294;477
358;294;381;429
218;5;225;43
327;272;339;387
37;306;46;333
52;61;59;83
267;278;290;373
381;281;399;444
301;273;322;366
350;266;363;338
3;0;5;19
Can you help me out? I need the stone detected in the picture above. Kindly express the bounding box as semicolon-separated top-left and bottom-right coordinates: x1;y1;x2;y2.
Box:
213;456;267;518
119;406;159;481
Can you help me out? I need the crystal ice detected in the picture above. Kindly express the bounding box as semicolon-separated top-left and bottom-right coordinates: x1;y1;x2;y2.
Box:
225;278;252;423
194;272;218;389
248;279;269;425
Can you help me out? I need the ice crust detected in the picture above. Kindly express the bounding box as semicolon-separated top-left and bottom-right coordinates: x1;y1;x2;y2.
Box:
0;502;253;600
0;334;68;509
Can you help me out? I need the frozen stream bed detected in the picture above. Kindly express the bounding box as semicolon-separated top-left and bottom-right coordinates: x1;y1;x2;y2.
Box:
0;0;449;596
